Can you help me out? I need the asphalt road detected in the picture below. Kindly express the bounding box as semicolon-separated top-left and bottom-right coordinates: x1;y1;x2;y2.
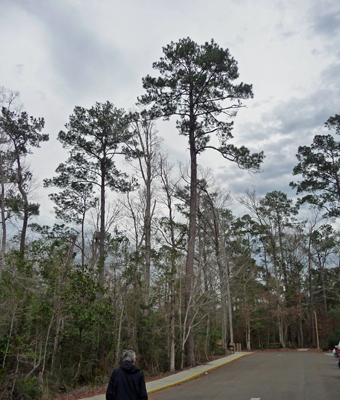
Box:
149;352;339;400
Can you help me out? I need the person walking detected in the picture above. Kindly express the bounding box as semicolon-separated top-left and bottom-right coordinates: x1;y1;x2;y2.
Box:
106;349;148;400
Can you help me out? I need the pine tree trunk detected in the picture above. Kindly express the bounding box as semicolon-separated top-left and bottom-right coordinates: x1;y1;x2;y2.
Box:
308;236;316;345
144;165;151;307
184;117;196;367
226;261;234;345
99;166;105;282
169;277;175;372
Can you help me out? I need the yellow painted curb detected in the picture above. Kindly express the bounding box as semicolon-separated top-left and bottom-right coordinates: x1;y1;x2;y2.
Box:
147;353;252;394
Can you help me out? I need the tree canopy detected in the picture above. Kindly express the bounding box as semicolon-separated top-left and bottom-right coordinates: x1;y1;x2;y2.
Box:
140;37;264;168
45;101;135;279
290;114;340;218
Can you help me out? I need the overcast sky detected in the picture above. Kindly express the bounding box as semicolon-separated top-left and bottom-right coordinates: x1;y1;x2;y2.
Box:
1;0;340;224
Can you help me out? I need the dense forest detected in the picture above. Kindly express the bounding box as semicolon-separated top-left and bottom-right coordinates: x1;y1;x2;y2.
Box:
1;38;340;400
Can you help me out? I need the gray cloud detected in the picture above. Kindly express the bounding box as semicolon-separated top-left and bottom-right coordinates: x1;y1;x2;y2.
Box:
216;158;297;201
16;1;135;102
14;64;24;77
279;31;297;39
273;99;332;138
241;85;339;145
215;77;340;201
321;61;340;86
312;8;340;37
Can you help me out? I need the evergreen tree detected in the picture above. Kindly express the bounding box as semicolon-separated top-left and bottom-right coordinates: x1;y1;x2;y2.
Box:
52;102;135;280
290;114;340;218
0;107;48;257
139;37;264;365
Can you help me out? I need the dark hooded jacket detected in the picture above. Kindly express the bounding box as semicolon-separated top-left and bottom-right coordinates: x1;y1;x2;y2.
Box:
106;361;148;400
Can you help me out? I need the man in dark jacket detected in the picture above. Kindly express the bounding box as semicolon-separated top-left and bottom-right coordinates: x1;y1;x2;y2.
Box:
106;350;148;400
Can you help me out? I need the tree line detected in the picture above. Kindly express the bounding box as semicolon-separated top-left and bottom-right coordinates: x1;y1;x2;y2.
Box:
0;38;340;400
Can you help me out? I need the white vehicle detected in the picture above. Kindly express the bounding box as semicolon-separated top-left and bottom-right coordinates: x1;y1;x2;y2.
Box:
334;341;340;358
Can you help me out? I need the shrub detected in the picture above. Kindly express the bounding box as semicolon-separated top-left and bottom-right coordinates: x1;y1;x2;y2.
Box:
16;377;41;400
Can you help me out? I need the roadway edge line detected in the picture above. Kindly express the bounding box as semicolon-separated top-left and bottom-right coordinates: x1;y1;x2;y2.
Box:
147;353;253;394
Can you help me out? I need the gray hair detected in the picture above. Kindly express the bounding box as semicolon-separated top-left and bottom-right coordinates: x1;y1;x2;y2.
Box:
122;349;136;362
